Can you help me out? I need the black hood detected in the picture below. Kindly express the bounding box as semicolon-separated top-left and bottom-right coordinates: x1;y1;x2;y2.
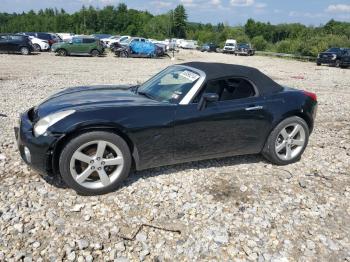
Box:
35;85;158;118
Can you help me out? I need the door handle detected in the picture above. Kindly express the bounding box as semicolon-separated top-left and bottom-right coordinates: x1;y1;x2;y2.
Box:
245;105;263;111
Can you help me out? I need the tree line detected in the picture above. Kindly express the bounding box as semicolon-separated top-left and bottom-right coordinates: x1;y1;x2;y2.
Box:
0;4;349;57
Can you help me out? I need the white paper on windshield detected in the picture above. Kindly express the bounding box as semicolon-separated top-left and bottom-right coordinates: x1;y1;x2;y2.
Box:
180;70;200;82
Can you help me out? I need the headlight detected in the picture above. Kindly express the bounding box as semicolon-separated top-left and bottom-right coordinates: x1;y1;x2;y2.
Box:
332;54;337;60
34;110;75;137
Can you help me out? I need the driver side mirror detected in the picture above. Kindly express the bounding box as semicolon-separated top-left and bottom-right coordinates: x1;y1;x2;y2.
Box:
198;93;219;110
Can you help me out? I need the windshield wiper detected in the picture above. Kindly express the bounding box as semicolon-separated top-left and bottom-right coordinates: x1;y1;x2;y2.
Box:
137;91;155;100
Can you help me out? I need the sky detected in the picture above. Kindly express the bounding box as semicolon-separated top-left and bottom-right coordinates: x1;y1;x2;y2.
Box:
1;0;350;26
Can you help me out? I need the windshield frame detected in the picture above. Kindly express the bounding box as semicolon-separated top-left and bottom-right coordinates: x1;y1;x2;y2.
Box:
138;65;206;105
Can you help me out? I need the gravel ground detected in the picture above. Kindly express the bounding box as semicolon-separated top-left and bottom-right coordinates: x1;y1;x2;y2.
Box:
0;50;349;262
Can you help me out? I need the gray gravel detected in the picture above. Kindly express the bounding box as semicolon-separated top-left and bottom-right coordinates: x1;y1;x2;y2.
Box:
0;51;349;261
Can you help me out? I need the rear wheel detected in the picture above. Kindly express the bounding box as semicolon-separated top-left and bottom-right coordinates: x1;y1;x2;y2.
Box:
262;116;309;165
91;49;100;57
33;44;41;52
57;49;67;56
59;131;132;195
20;47;30;55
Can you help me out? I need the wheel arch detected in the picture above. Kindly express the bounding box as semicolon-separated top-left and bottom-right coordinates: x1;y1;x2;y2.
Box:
90;48;100;55
56;48;68;55
261;111;313;153
51;125;139;177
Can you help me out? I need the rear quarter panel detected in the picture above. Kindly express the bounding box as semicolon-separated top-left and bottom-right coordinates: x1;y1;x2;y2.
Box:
266;89;317;134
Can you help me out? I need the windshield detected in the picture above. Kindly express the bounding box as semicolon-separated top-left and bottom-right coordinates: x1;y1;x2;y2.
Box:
326;48;341;53
137;66;201;103
239;44;249;48
225;43;235;46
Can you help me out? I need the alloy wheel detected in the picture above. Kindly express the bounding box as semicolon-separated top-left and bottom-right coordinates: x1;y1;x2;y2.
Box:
69;140;124;189
275;123;306;161
33;44;41;52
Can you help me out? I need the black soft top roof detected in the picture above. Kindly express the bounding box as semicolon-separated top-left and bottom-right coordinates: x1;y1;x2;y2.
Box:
181;62;283;95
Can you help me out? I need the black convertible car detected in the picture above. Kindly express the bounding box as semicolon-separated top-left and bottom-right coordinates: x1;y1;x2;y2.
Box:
15;62;317;195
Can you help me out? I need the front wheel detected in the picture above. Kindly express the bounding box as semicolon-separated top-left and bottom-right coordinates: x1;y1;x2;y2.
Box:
262;116;309;165
33;44;41;52
59;131;132;195
57;49;67;56
119;51;129;58
335;60;341;68
91;49;100;57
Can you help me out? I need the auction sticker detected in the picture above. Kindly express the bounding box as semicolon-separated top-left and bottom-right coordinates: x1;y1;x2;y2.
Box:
180;70;200;82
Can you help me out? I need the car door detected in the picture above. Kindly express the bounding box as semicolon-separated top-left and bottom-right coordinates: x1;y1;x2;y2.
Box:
6;35;21;52
0;35;9;52
173;77;272;161
68;38;84;54
82;38;95;53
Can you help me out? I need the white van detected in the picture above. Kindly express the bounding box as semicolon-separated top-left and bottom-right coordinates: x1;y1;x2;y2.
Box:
223;39;237;54
179;40;198;49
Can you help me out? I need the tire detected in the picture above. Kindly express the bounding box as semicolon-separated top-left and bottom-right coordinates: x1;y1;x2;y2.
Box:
59;131;132;195
91;49;100;57
20;47;30;55
262;116;309;165
316;63;321;66
119;51;128;58
57;49;67;56
33;44;41;52
335;60;341;68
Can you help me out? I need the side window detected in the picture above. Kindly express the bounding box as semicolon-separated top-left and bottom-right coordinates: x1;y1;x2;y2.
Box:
193;78;256;103
8;35;23;41
37;33;50;40
82;38;95;44
0;35;8;41
72;38;82;44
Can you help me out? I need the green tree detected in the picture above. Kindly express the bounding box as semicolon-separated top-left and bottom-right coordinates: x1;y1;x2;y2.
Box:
173;5;187;38
251;35;268;50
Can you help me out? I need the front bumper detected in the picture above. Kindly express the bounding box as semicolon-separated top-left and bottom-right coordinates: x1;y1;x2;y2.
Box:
317;58;336;65
236;51;248;55
15;109;58;175
223;48;235;53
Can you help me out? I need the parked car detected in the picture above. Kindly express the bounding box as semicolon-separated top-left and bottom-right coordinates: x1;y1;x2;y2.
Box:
200;43;218;52
120;37;147;47
114;41;164;58
235;43;255;56
163;39;177;51
28;36;50;52
91;34;112;40
15;62;317;195
21;32;61;46
0;34;34;55
105;35;131;48
223;39;237;54
179;40;198;49
51;36;104;57
57;33;75;41
100;35;120;47
317;47;350;68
